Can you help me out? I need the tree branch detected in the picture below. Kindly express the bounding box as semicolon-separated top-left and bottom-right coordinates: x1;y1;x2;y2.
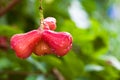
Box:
52;68;65;80
0;0;20;17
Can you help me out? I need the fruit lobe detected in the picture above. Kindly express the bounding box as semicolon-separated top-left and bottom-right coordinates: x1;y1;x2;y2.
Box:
10;30;42;59
42;30;72;56
33;40;53;56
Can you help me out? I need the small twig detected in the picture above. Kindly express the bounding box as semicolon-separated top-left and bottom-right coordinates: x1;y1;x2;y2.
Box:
52;68;65;80
0;0;20;17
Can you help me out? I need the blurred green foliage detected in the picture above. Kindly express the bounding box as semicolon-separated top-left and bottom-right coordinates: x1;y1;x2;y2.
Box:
0;0;120;80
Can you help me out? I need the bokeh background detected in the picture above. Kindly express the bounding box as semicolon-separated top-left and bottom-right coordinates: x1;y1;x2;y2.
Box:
0;0;120;80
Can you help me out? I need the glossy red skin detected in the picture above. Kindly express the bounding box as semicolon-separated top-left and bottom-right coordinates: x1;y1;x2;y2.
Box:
43;17;56;30
42;30;72;56
10;30;42;59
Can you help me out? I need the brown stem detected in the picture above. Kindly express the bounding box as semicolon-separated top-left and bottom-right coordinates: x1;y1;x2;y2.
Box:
52;68;65;80
0;0;20;17
39;0;44;29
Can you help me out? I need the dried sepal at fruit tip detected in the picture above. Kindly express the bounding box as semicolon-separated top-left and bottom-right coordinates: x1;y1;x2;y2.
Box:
10;30;42;59
42;30;72;56
33;40;53;56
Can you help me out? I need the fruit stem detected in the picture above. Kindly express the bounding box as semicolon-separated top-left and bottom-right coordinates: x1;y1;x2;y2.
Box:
39;0;44;29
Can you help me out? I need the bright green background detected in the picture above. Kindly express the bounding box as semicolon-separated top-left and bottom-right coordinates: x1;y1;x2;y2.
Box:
0;0;120;80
